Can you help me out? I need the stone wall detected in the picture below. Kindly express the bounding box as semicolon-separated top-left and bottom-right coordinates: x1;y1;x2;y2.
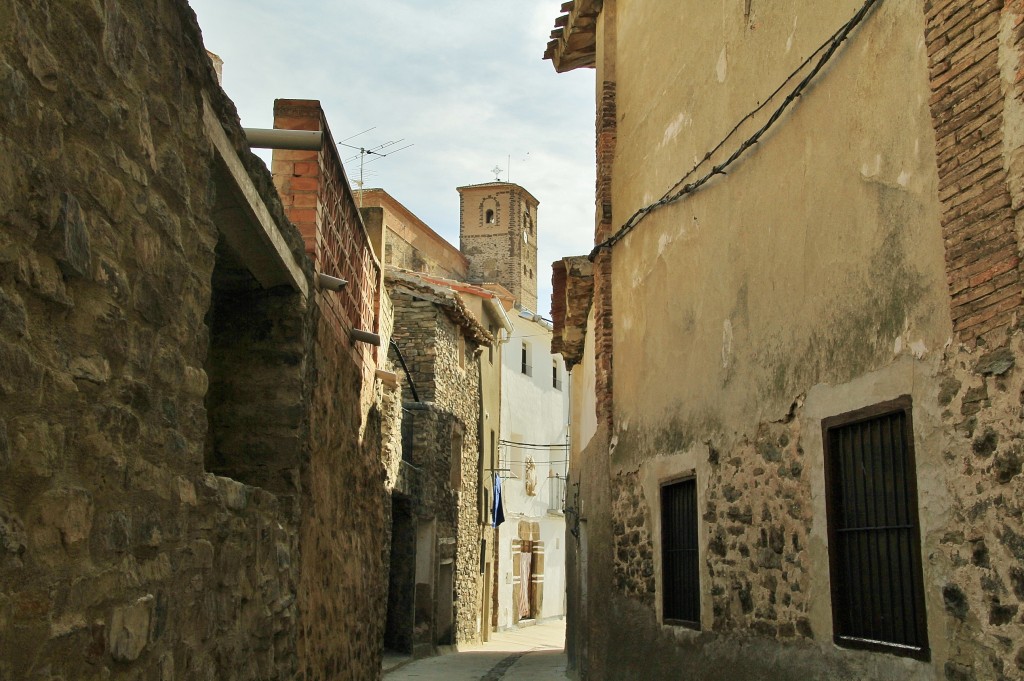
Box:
0;2;390;680
299;305;389;680
387;284;484;645
610;472;654;606
934;339;1024;677
390;292;442;404
205;278;306;495
0;1;301;677
702;416;812;639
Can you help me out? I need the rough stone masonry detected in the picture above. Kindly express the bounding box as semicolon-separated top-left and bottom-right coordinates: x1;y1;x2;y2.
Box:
0;2;393;680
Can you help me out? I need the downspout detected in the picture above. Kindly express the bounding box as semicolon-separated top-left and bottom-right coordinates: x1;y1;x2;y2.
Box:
477;351;486;523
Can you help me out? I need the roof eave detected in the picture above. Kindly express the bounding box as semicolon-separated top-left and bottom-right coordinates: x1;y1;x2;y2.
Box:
543;0;600;73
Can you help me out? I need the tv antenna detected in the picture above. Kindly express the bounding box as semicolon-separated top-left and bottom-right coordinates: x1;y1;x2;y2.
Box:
339;131;413;206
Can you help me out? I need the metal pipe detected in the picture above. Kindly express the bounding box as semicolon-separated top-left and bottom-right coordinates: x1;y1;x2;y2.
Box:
243;128;323;151
389;339;420;402
350;328;381;346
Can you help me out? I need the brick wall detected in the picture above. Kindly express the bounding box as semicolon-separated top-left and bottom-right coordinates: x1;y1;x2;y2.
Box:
925;0;1023;345
594;81;617;428
272;100;383;373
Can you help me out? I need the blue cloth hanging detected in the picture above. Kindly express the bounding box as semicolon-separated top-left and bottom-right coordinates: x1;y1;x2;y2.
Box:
492;473;506;528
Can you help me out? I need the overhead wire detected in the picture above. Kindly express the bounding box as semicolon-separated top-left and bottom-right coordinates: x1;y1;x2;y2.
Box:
588;0;882;261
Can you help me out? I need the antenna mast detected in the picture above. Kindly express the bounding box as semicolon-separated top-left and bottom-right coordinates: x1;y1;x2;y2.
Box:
340;135;414;207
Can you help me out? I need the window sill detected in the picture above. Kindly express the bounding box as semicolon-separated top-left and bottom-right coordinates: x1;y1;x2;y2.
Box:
834;635;930;661
662;618;700;631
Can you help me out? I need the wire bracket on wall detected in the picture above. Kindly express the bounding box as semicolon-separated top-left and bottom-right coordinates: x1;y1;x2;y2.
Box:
588;0;882;261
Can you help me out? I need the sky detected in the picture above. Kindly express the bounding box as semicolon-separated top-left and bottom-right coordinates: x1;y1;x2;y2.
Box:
188;0;597;317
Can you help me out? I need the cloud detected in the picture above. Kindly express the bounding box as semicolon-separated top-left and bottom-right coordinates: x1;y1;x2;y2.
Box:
191;0;595;316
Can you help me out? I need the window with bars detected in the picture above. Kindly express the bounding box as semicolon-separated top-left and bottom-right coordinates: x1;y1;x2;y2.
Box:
822;397;929;659
661;477;700;628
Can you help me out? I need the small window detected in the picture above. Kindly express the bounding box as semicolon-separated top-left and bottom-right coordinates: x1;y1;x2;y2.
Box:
488;325;496;364
662;478;700;629
521;342;532;376
823;397;928;659
457;332;466;369
450;428;464;491
485;209;495;224
552;361;561;390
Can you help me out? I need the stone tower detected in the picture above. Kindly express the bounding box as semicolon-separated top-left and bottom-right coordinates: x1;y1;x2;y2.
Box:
457;181;539;311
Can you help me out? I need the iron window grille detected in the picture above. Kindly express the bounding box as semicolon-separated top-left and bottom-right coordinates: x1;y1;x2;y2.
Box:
661;477;700;629
822;396;929;660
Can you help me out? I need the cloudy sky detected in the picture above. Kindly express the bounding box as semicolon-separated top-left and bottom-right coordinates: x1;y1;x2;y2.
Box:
189;0;596;316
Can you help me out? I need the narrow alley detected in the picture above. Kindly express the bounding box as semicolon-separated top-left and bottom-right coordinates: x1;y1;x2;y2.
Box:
6;1;1024;680
384;620;567;681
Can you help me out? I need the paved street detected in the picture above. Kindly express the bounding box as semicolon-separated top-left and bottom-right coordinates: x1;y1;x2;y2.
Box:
383;619;567;680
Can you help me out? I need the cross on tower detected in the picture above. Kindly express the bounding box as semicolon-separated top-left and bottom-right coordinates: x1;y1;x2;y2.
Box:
491;165;503;181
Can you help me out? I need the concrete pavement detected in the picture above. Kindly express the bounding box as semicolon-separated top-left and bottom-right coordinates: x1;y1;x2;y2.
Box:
383;619;567;680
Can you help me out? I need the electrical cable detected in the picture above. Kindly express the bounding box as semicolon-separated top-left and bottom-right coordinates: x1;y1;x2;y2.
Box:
499;439;570;449
589;0;882;260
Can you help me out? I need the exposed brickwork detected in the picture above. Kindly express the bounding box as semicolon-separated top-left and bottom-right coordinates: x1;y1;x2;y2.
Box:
273;100;383;368
925;0;1023;345
596;81;617;245
594;80;617;428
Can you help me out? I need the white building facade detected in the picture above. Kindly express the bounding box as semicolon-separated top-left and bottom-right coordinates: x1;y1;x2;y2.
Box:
495;309;570;628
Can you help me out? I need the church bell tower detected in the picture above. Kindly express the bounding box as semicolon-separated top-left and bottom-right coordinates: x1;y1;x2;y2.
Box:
457;181;539;311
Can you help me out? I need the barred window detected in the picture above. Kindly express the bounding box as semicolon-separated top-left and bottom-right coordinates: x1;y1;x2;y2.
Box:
823;397;929;659
661;478;700;628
